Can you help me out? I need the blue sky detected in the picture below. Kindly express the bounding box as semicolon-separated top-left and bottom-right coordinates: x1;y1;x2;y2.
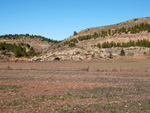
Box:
0;0;150;40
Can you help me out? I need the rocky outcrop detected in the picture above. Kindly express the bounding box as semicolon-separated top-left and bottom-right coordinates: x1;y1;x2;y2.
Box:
28;47;150;61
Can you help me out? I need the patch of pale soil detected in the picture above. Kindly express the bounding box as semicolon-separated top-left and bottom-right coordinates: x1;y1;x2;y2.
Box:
126;55;150;59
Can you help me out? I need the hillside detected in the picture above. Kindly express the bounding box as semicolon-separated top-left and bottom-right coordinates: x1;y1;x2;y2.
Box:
57;17;150;48
0;34;60;52
30;17;150;61
0;17;150;61
0;34;60;60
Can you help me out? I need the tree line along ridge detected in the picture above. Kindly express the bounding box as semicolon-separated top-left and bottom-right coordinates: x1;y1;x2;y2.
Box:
0;34;61;44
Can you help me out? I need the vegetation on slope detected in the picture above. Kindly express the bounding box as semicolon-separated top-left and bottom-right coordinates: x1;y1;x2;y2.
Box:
96;39;150;48
63;23;150;47
78;23;150;40
63;38;78;47
0;42;39;57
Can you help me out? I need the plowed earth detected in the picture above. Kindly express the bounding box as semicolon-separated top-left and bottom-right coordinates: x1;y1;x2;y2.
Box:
0;58;150;113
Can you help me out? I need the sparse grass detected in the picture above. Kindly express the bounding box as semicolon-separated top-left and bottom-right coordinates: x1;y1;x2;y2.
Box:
48;95;61;100
66;93;72;97
0;85;21;90
75;94;86;99
1;61;150;112
62;110;68;113
35;96;45;102
77;111;83;113
22;99;28;104
66;104;71;108
6;100;20;106
0;66;14;70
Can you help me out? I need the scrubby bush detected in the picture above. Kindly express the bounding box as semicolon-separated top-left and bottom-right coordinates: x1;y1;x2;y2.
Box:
70;38;78;43
73;31;77;36
69;43;76;47
63;38;78;46
97;43;101;49
1;51;6;55
27;50;37;56
120;49;125;56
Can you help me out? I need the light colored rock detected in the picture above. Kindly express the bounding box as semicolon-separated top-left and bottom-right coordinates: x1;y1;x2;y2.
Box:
94;53;100;59
28;46;150;62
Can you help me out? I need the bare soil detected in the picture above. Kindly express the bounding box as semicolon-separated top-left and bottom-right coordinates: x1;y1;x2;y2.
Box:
0;57;150;113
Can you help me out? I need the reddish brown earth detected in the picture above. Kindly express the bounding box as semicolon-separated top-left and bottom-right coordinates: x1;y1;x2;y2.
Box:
0;57;150;112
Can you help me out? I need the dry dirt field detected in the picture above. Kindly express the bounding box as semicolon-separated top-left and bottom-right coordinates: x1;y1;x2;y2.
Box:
0;57;150;113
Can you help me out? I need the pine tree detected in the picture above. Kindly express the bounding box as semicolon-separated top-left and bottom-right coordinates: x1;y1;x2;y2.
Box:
120;49;125;56
97;43;101;49
73;31;77;36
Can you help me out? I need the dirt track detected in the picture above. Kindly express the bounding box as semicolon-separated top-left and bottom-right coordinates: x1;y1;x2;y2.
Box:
0;58;150;112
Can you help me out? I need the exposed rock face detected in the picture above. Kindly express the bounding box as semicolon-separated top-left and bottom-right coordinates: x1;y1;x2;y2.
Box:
29;47;150;61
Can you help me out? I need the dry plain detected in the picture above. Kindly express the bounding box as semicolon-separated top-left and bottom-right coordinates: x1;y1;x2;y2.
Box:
0;57;150;113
